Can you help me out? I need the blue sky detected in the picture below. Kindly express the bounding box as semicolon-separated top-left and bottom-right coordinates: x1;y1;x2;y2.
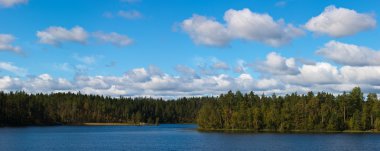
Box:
0;0;380;98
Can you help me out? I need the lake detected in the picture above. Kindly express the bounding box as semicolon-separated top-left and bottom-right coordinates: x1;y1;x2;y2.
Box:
0;124;380;151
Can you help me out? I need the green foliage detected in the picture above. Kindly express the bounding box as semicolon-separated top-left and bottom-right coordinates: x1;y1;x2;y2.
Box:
197;101;223;129
1;87;380;132
375;119;380;131
0;92;205;126
197;87;380;131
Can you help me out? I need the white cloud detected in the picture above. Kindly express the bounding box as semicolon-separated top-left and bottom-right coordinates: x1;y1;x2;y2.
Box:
0;62;27;76
118;10;142;19
1;62;380;98
37;26;88;46
93;32;133;46
256;78;281;90
224;8;304;46
0;66;283;98
0;0;27;7
181;15;231;47
75;75;112;90
317;41;380;66
282;62;380;88
285;62;341;85
255;52;298;75
0;34;21;53
181;8;304;47
37;27;134;47
0;76;21;90
305;5;376;37
340;66;380;85
234;74;282;90
125;68;151;82
143;74;182;91
24;74;73;92
2;50;380;97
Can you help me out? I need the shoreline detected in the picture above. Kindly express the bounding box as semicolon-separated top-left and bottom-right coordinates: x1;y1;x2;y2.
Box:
197;128;380;133
71;122;158;126
2;124;380;134
0;122;159;127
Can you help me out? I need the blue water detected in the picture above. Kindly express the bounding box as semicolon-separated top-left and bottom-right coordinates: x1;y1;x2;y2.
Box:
0;124;380;151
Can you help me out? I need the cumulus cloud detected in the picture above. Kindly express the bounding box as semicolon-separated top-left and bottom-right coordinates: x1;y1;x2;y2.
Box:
180;8;304;47
1;61;380;98
36;26;134;47
24;74;73;92
256;78;282;90
0;0;27;7
125;68;151;82
281;62;380;90
37;26;88;46
0;62;27;76
284;62;341;86
75;75;113;90
234;73;282;90
340;66;380;85
181;15;231;47
118;10;142;19
317;41;380;66
224;8;304;46
254;52;299;75
0;34;21;53
1;50;380;97
305;5;376;37
93;32;133;46
251;51;380;94
0;66;284;98
0;76;22;90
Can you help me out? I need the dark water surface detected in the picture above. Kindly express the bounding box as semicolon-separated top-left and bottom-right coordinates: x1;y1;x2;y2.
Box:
0;124;380;151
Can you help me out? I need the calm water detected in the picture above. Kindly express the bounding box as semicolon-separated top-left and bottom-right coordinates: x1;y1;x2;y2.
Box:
0;124;380;151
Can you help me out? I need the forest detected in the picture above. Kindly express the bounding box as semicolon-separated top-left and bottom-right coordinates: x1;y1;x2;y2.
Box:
197;87;380;132
1;87;380;132
0;92;206;126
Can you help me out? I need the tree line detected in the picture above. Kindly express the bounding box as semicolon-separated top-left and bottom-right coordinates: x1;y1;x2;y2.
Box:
1;87;380;132
197;87;380;131
0;92;206;126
